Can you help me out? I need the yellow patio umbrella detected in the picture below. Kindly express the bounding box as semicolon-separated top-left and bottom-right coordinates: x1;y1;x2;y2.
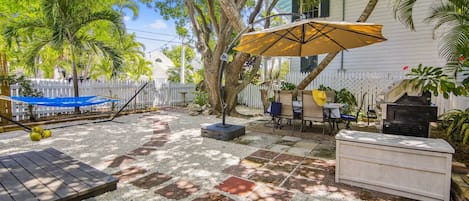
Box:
234;19;387;56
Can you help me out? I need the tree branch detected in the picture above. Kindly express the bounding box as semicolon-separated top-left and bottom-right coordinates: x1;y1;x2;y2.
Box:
220;0;246;32
248;0;263;24
207;0;220;34
264;0;279;28
185;1;211;57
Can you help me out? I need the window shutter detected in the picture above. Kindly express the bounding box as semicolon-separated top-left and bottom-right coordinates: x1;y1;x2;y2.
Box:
320;0;330;17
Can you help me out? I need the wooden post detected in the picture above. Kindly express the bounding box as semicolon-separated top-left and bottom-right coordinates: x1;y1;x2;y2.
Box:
0;53;12;125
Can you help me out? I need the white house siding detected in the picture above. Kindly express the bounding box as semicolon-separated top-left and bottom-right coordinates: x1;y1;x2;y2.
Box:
291;0;445;73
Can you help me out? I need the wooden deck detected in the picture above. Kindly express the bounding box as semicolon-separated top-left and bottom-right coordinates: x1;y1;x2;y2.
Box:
0;148;118;201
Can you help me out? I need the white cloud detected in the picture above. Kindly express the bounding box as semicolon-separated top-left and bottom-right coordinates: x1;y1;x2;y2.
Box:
150;19;168;29
123;16;131;21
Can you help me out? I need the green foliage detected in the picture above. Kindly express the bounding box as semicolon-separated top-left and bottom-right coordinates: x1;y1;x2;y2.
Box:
0;75;43;120
192;90;208;106
281;82;296;90
440;108;469;144
393;0;469;82
163;45;196;83
1;75;42;97
318;84;357;114
406;64;467;98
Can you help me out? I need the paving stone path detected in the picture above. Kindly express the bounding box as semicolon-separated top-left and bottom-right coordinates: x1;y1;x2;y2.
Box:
100;112;412;201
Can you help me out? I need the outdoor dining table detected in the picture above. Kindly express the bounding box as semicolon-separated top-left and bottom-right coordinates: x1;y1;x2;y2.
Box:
324;103;344;132
293;101;343;131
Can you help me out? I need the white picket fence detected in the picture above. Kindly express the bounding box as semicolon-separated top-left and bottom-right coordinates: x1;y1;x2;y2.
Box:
238;71;468;116
10;79;196;121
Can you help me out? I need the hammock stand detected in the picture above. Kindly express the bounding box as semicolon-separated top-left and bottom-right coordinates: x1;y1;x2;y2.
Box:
0;82;148;132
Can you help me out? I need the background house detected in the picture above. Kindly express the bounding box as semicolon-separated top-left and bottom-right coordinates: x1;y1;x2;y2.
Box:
145;50;175;80
279;0;444;73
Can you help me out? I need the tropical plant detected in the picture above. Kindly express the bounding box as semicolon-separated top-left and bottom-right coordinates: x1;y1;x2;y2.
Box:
406;64;467;98
0;75;42;121
192;90;209;106
3;0;125;113
393;0;469;90
318;85;357;114
440;108;469;144
281;82;296;90
163;45;195;83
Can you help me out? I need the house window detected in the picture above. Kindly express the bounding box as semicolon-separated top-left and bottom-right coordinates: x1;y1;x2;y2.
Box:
293;0;329;72
320;0;330;17
301;56;318;73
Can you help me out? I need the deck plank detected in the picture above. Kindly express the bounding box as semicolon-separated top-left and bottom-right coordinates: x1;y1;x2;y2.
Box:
22;151;91;193
0;149;117;201
13;153;78;199
35;150;103;188
0;173;15;201
44;148;117;183
0;157;49;201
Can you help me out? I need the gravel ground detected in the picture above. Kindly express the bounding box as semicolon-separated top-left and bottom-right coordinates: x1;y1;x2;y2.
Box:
0;111;262;201
0;109;380;201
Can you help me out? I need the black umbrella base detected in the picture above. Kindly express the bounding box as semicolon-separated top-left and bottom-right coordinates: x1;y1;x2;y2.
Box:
201;123;245;141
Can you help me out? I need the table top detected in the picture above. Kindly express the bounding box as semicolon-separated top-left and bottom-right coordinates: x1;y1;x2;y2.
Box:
336;130;455;153
0;148;118;201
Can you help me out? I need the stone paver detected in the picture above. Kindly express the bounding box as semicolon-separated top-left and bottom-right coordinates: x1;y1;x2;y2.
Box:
192;192;235;201
222;164;256;178
293;140;318;149
286;147;311;156
248;149;280;160
281;136;302;142
130;172;172;189
247;185;294;201
127;147;157;156
105;155;136;168
215;176;256;196
241;156;270;168
112;166;147;182
268;144;291;152
155;179;199;200
142;140;167;147
248;168;288;186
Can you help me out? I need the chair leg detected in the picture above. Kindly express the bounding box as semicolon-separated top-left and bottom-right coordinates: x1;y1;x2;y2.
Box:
300;120;304;132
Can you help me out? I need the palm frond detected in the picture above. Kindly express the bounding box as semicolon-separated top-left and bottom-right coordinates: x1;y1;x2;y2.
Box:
75;10;125;37
84;38;123;78
392;0;417;31
23;39;51;71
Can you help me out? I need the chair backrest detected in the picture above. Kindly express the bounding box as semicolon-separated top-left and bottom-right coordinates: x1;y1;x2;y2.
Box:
325;90;335;103
278;90;294;117
301;90;324;122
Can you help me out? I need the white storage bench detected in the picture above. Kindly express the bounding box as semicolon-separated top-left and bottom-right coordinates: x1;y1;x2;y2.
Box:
335;130;454;201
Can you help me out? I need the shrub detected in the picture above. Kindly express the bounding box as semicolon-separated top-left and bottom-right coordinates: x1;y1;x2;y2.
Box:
192;90;208;106
440;108;469;144
281;82;296;90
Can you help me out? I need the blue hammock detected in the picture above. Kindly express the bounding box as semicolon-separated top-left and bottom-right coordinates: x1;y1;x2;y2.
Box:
8;96;118;107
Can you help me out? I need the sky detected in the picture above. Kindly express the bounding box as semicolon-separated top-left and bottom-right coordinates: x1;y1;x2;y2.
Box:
122;3;181;55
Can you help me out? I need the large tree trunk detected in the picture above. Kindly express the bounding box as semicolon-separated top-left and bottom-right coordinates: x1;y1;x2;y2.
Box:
296;0;379;90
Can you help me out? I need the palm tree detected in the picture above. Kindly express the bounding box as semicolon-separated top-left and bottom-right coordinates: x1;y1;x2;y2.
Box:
393;0;469;62
3;0;124;113
393;0;469;89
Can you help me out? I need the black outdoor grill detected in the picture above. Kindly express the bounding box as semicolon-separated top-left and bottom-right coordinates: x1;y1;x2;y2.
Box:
382;91;438;138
